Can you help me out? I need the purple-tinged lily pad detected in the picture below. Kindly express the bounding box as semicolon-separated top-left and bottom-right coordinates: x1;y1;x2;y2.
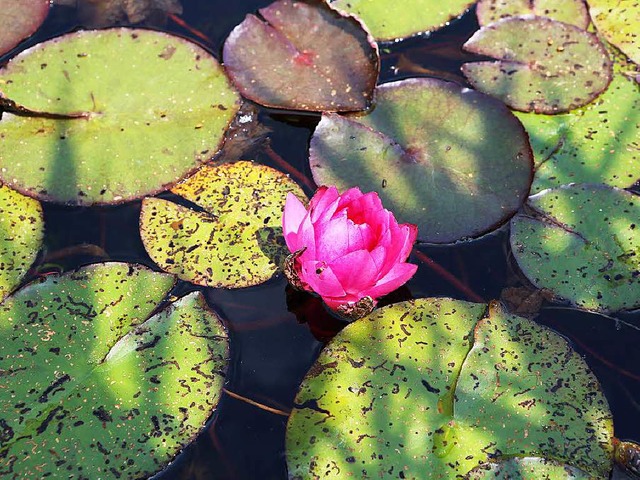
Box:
588;0;640;65
329;0;475;41
309;78;533;244
510;184;640;313
0;0;49;56
0;28;240;205
462;16;613;113
222;0;378;112
476;0;589;29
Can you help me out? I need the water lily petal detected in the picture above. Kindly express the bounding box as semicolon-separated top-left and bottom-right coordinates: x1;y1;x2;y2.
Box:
329;249;378;294
315;213;350;260
346;191;384;224
310;186;339;223
301;260;346;297
322;293;363;311
296;213;317;260
282;193;308;251
364;262;418;299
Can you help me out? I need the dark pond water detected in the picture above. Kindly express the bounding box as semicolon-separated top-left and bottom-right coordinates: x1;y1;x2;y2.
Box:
2;1;639;479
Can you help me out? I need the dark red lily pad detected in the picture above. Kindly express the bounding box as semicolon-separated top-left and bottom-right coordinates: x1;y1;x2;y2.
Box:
222;0;379;112
309;78;534;244
462;16;613;113
0;0;49;56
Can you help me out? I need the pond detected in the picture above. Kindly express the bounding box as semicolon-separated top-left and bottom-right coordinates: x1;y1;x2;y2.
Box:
0;0;638;479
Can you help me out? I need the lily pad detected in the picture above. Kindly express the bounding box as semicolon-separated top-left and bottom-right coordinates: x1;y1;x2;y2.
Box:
0;0;49;56
140;161;306;288
222;0;378;112
309;78;533;244
462;16;613;113
588;0;640;65
0;28;240;205
515;71;640;193
0;184;43;303
476;0;589;29
0;262;229;478
467;457;591;479
286;299;613;478
510;184;640;312
329;0;475;41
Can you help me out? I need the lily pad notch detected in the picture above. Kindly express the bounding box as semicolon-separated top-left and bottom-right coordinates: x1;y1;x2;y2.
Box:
0;262;229;478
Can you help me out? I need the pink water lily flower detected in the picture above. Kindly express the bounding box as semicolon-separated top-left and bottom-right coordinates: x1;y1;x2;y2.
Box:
282;186;418;320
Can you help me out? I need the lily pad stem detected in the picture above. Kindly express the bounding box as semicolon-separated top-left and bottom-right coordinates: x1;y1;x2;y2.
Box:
0;96;90;120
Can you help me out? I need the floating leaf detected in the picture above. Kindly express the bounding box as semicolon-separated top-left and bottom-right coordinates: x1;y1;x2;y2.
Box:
222;0;378;112
0;262;229;478
0;0;49;56
0;184;43;303
286;299;613;478
515;71;640;192
330;0;475;41
476;0;589;29
510;184;640;312
467;457;591;479
588;0;640;65
462;16;613;113
0;28;240;205
309;78;533;244
140;161;306;288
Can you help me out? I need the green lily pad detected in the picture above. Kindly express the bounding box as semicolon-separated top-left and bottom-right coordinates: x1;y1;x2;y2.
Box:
309;78;533;244
476;0;589;29
330;0;475;41
0;0;49;56
462;16;613;113
510;184;640;312
515;71;640;193
140;161;306;288
467;457;591;479
0;262;229;478
588;0;640;65
0;184;43;303
0;28;240;205
222;0;378;112
286;299;614;478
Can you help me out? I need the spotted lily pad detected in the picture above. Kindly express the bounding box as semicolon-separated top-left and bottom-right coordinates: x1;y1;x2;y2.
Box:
476;0;589;29
588;0;640;65
140;161;306;288
0;0;49;56
462;16;613;113
309;78;533;244
0;28;240;205
510;184;640;312
222;0;378;112
0;262;229;478
467;457;591;479
329;0;475;41
515;71;640;192
286;299;614;478
0;184;43;303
